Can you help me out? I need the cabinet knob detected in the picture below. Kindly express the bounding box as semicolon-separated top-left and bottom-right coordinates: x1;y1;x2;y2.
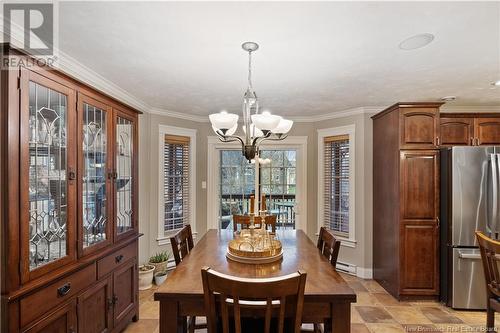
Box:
68;169;76;181
115;254;124;263
57;282;71;297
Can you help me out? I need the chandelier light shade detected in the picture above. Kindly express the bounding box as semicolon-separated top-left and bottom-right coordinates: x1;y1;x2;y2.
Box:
208;42;294;161
272;118;294;134
208;111;239;134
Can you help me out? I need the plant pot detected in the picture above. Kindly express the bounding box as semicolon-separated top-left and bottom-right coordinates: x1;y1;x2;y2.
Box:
149;260;168;274
154;272;168;286
138;264;155;290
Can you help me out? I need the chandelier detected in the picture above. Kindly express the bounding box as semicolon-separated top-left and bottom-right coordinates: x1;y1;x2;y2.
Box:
209;42;293;161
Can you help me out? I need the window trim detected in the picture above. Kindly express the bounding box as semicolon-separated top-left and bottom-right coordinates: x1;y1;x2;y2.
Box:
157;125;196;245
317;125;356;248
207;136;308;232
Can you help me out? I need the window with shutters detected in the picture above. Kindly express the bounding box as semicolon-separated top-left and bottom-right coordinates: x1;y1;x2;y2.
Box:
158;126;196;243
163;135;190;232
324;135;349;236
318;125;355;245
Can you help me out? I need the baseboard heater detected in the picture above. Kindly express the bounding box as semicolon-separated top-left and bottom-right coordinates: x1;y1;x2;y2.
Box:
335;261;357;275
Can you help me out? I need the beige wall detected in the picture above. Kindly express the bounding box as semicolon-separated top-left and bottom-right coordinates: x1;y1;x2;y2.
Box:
138;111;374;277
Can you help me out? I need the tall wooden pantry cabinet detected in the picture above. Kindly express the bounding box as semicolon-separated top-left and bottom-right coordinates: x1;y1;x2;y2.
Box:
1;44;140;332
372;102;443;299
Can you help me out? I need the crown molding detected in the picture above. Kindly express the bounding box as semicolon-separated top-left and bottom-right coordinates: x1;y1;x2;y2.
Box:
440;105;500;113
149;107;209;122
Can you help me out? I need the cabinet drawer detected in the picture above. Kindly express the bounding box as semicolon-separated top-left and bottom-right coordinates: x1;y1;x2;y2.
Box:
98;242;136;279
20;263;96;328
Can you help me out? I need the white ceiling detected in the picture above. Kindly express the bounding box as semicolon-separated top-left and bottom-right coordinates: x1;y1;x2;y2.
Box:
58;1;500;117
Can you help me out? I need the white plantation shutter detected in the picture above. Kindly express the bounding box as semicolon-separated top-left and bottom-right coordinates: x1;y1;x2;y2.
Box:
164;135;190;233
324;135;350;236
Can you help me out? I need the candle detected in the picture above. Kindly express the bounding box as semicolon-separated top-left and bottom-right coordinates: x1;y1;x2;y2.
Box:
250;195;255;214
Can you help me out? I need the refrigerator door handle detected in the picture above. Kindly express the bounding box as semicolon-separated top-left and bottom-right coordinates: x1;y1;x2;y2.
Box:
490;154;498;235
458;252;482;260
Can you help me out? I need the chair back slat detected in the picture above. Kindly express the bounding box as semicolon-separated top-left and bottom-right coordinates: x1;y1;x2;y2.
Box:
476;232;500;298
170;224;194;265
233;215;277;233
201;267;307;333
317;227;341;267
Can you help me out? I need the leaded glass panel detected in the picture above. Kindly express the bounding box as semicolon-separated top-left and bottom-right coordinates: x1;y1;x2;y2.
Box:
28;81;68;270
82;103;107;247
116;117;133;234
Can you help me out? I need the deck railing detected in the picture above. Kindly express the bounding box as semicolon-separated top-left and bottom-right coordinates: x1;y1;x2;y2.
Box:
219;194;296;229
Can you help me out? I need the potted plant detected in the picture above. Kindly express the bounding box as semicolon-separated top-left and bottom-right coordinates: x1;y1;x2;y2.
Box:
149;251;170;274
138;264;155;290
154;271;168;286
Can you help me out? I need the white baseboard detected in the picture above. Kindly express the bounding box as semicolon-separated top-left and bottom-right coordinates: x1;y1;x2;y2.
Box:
356;267;373;279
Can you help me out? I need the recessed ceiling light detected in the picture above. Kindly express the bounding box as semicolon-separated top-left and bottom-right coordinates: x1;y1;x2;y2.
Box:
441;96;457;101
491;80;500;86
399;33;435;50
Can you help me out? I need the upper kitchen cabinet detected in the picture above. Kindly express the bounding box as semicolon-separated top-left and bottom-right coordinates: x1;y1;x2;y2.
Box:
399;104;442;149
439;117;474;146
440;114;500;146
373;103;443;150
474;117;500;146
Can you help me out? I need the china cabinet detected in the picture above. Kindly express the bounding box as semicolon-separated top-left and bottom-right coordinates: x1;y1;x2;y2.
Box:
1;44;140;333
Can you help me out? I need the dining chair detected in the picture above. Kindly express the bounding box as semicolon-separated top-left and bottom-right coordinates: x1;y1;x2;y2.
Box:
170;224;206;333
201;267;307;333
232;215;277;233
317;227;341;267
302;227;341;333
476;231;500;330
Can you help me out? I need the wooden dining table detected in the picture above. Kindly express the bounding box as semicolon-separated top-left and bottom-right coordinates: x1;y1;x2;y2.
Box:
154;229;356;333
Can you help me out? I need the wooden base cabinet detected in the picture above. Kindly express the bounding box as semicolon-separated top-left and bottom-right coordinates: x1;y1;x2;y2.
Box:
373;103;442;300
1;44;140;333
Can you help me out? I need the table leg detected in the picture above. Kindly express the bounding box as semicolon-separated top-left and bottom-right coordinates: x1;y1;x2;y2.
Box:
331;302;351;333
160;300;184;333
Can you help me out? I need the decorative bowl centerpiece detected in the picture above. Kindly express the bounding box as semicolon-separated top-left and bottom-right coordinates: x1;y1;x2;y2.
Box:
226;215;283;264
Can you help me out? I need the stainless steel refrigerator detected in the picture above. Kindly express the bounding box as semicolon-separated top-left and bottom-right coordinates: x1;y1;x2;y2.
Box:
440;146;500;309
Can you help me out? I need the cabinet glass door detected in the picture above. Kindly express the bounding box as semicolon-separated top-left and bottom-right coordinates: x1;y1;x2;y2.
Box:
21;69;76;281
115;113;135;237
79;94;112;255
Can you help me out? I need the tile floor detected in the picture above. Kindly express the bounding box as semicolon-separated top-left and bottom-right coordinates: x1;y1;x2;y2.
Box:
124;273;500;333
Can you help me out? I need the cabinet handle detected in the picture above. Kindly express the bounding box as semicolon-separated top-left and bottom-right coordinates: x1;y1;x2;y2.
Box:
115;254;124;263
57;282;71;297
476;138;480;146
436;137;440;146
68;169;76;181
113;295;119;304
107;171;114;180
107;297;114;310
470;137;474;145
